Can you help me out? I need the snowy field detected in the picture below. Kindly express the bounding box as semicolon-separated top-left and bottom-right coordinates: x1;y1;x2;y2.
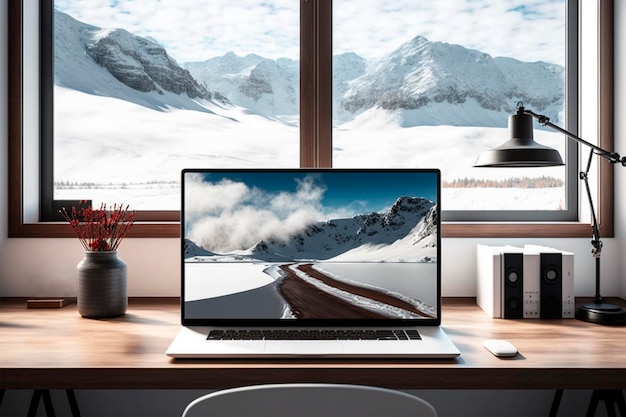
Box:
317;263;438;309
184;262;274;301
54;87;566;211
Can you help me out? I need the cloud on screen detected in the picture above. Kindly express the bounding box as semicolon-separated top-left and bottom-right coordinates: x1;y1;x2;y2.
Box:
185;174;335;253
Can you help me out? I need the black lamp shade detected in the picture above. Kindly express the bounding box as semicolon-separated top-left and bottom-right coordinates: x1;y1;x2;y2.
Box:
474;111;564;167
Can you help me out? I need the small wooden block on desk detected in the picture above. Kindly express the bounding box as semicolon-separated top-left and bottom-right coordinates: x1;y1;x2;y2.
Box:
26;297;76;308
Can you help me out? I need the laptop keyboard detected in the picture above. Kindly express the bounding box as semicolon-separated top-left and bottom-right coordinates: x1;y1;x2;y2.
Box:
207;329;422;341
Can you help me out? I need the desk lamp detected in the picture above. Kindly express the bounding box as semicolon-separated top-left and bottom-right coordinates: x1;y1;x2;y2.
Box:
474;103;626;325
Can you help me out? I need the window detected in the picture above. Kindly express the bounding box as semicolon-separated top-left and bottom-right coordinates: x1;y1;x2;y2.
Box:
332;1;577;222
8;0;616;238
46;0;300;214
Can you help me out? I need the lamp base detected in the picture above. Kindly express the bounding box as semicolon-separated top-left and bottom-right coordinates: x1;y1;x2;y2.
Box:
575;302;626;325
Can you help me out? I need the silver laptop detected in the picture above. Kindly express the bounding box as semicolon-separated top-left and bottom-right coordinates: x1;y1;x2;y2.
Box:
167;168;460;358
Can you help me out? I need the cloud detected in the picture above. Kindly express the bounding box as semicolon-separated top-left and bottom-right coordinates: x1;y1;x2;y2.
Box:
56;0;564;65
55;0;299;62
334;0;565;64
185;174;331;253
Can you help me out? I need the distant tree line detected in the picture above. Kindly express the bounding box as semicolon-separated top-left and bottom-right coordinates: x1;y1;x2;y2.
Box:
55;180;178;189
442;176;564;189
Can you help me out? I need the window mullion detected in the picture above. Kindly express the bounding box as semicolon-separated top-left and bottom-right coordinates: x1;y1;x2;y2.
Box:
300;0;332;168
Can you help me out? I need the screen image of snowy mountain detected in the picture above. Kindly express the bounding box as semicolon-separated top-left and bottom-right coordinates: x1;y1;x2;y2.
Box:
182;171;439;320
185;195;437;263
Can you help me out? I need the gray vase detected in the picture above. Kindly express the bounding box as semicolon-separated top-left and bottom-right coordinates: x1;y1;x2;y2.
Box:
77;251;127;318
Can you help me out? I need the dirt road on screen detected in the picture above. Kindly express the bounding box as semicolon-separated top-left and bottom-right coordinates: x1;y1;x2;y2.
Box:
277;263;433;319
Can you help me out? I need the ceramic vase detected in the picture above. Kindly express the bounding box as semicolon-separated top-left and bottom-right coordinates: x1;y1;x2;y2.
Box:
77;251;127;318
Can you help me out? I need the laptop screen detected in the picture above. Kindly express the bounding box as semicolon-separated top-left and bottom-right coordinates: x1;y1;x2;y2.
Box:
181;168;441;326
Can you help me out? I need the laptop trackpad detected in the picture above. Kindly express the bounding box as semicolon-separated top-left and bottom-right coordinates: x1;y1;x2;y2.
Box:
264;341;343;355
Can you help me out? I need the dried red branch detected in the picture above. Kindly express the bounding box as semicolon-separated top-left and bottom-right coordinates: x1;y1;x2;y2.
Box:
59;202;135;251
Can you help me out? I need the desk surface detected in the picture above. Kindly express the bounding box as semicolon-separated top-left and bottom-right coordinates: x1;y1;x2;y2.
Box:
1;298;624;390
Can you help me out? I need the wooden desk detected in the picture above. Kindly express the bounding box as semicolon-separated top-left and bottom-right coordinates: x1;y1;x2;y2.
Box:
1;298;625;391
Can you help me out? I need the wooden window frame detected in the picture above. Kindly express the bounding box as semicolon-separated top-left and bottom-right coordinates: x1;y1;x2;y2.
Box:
7;0;615;238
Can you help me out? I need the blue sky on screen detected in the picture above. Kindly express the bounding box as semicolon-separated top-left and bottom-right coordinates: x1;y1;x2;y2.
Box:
197;171;438;214
54;0;565;64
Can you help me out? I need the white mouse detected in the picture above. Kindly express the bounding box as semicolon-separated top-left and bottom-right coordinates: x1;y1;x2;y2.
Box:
483;339;518;357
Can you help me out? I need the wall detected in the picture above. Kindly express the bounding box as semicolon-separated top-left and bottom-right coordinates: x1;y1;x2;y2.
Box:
1;1;623;416
0;237;622;298
617;0;626;300
0;2;623;300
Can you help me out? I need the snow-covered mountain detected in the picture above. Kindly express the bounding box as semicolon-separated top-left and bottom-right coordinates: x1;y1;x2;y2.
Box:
337;35;564;127
185;36;563;128
54;9;227;113
184;53;299;121
184;238;216;258
55;9;564;127
189;196;437;263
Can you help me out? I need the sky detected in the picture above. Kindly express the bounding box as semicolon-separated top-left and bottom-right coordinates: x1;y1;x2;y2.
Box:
183;170;438;252
54;0;565;64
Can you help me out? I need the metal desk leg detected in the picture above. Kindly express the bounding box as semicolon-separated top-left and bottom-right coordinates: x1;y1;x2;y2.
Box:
549;389;564;417
66;389;81;417
586;390;626;417
26;389;81;417
617;390;626;416
27;389;56;417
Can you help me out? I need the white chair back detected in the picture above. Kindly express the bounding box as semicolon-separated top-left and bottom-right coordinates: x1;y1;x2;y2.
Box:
182;383;437;417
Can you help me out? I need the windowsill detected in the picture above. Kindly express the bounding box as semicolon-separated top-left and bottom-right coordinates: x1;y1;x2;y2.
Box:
9;221;597;239
442;221;594;238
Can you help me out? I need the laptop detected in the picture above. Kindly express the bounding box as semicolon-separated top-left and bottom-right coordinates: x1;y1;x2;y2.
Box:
166;168;460;358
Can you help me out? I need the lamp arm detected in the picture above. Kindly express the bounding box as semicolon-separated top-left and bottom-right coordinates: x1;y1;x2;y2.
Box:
581;148;604;304
521;109;626;166
581;149;601;256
